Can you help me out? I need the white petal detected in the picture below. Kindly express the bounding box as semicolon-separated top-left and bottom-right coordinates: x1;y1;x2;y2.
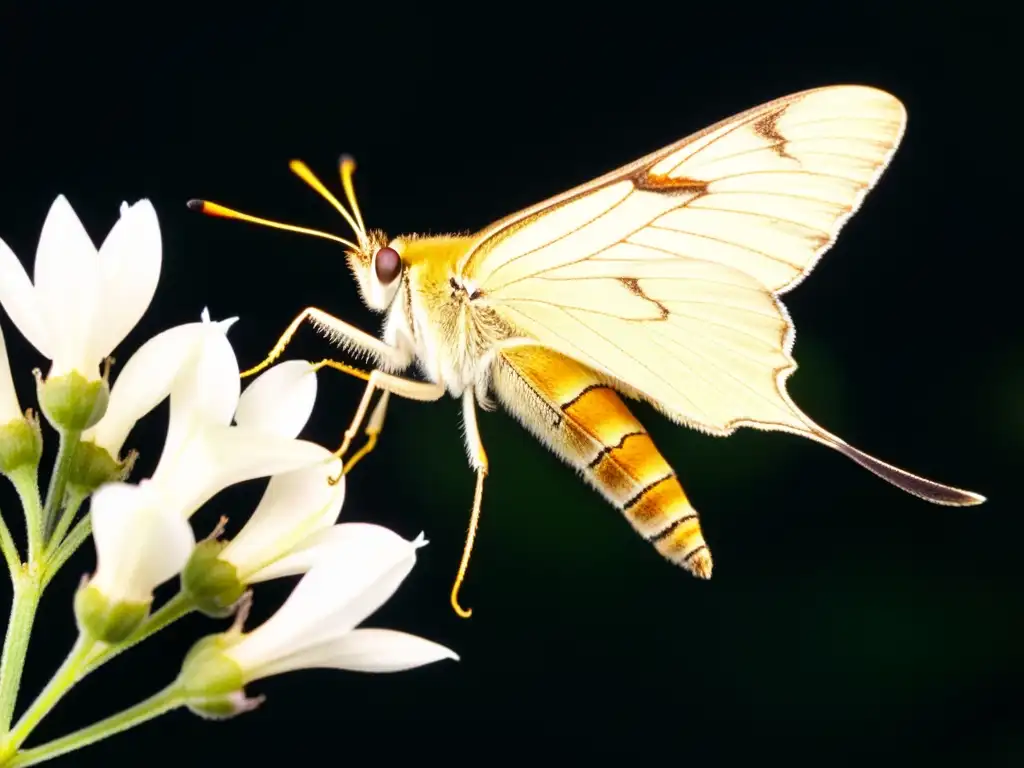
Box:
254;528;429;585
83;321;207;457
0;237;50;358
250;628;458;679
155;321;240;473
227;526;421;676
34;196;102;377
243;518;360;583
89;200;162;363
150;425;331;519
221;457;343;582
90;481;196;603
0;324;21;423
172;321;240;426
234;360;317;439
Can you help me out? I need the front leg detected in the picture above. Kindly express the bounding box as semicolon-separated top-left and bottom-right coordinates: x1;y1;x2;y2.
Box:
325;368;446;483
341;389;391;476
242;306;413;378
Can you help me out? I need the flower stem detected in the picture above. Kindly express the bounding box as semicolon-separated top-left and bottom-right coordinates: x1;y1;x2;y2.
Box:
43;490;84;564
40;431;79;545
40;516;91;590
6;469;43;567
4;684;184;767
0;636;94;758
83;592;196;676
0;575;41;735
0;592;195;755
0;513;20;582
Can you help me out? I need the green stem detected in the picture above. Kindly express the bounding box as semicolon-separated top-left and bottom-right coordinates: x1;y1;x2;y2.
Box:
43;490;84;564
0;576;41;734
83;592;196;676
6;469;43;567
41;431;79;545
5;684;184;767
0;514;20;581
40;515;91;590
0;637;94;758
0;592;194;755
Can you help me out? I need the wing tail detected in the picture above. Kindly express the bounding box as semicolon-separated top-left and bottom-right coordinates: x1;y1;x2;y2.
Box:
807;429;986;507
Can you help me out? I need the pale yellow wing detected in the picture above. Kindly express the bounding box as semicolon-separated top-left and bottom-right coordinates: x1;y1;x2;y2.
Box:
459;84;903;434
458;85;981;505
460;85;904;296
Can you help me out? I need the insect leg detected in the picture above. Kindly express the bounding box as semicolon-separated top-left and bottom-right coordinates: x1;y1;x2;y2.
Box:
341;389;390;475
450;390;488;619
241;306;412;378
326;369;446;483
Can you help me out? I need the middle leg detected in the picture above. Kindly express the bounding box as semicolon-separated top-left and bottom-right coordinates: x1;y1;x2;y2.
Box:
450;390;489;619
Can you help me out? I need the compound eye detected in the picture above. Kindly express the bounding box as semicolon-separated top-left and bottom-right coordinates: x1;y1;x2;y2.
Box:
374;246;402;285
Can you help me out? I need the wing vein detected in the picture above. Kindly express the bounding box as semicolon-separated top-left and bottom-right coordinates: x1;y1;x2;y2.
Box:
646;225;801;268
482;186;636;284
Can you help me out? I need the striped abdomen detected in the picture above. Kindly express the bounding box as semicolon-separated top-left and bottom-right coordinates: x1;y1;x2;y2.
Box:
493;346;712;578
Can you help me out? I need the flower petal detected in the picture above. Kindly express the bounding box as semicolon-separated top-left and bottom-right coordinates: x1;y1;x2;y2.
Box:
151;424;331;519
242;518;363;584
221;457;343;583
171;319;241;426
83;321;207;457
154;318;240;474
89;200;162;362
0;324;21;423
251;628;458;678
234;360;318;439
227;526;422;677
0;236;50;358
90;481;196;603
34;196;101;377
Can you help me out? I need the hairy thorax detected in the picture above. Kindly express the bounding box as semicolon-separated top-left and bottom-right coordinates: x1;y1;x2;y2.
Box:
384;235;518;398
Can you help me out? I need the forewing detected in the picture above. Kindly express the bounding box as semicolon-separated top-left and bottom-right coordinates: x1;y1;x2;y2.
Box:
460;85;905;295
460;85;906;435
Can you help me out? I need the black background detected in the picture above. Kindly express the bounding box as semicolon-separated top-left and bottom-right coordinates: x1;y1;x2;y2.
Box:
0;2;1019;764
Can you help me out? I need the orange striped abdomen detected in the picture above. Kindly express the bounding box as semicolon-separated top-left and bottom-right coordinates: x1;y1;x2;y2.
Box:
493;347;712;578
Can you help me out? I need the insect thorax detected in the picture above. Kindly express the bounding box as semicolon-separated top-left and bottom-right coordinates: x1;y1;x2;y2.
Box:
388;246;518;398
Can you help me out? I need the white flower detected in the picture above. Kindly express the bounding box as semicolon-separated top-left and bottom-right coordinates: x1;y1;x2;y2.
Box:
218;454;344;584
88;481;195;604
146;331;327;519
231;359;318;441
225;526;457;678
0;324;20;424
82;312;238;460
0;196;161;382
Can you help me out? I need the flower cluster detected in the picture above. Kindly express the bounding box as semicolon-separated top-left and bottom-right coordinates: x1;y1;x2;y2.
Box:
0;196;456;763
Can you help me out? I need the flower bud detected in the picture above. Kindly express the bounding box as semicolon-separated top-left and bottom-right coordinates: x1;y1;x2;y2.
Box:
67;440;132;497
74;581;149;644
36;370;109;431
0;411;43;476
177;634;256;720
181;539;246;618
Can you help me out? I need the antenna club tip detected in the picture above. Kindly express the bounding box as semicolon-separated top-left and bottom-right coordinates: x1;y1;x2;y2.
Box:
340;153;357;171
186;199;205;211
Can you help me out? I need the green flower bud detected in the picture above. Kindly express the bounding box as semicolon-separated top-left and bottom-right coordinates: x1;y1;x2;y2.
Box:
181;539;246;618
178;634;253;720
37;370;109;432
74;582;149;644
0;412;43;476
67;440;128;496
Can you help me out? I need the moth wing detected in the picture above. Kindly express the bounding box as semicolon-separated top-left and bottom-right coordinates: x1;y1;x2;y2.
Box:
459;85;981;504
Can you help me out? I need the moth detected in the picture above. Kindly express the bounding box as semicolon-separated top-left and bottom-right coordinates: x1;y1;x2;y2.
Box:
190;84;985;617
